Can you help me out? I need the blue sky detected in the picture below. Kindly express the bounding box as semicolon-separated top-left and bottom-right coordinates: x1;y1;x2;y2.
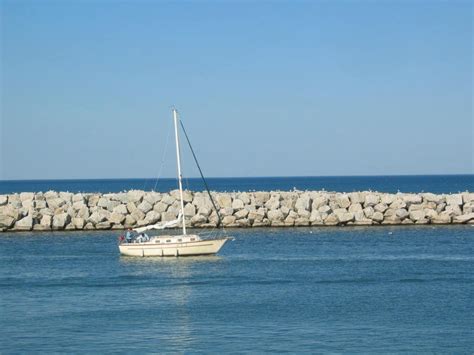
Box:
1;0;472;180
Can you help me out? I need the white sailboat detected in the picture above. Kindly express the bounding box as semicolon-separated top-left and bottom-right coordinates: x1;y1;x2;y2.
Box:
118;108;232;257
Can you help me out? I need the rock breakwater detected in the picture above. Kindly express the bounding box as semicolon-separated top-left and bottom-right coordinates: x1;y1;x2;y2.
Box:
1;190;473;232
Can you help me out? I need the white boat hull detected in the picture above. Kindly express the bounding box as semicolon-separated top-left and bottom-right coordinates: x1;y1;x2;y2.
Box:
119;237;230;257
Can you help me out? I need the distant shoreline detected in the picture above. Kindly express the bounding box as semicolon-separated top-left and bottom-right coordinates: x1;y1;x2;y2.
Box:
1;189;473;232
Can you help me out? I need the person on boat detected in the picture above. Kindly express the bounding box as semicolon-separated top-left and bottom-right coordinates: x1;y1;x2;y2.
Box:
125;229;133;243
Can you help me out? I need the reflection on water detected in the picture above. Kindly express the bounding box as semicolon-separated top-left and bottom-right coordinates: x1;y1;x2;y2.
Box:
119;255;222;265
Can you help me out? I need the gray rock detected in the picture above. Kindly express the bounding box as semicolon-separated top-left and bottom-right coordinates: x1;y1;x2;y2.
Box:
348;203;363;213
19;192;35;201
462;193;474;203
70;217;84;229
396;208;409;219
170;189;193;203
324;214;339;226
0;214;15;228
1;205;20;220
127;190;145;203
191;214;207;226
222;216;236;225
381;194;395;205
87;194;100;207
446;194;463;206
162;211;178;222
295;195;311;212
113;204;128;215
444;205;462;216
0;195;8;206
237;192;251;205
137;201;153;214
336;194;351;209
409;210;425;221
109;212;126;224
264;196;280;210
144;192;162;205
267;209;284;221
96;221;112;230
349;192;365;204
310;210;323;225
53;213;71;230
184;203;196;217
216;194;232;208
374;203;388;213
153;202;168;213
254;192;271;206
232;199;245;210
364;194;380;207
145;211;161;224
124;215;136;227
46;197;66;209
371;211;384;222
72;193;85;203
161;194;175;206
14;216;33;231
454;213;474;223
335;211;354;223
312;195;329;210
402;194;423;205
422;193;444;204
235;209;249;219
432;213;451;224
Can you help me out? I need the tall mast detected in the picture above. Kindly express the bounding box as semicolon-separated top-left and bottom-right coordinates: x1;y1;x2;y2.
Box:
173;108;186;235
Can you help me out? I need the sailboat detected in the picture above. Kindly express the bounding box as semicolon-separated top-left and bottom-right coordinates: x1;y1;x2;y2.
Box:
118;108;232;257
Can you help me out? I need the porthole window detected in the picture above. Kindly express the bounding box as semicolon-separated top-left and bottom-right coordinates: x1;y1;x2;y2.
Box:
191;238;195;241
166;239;171;243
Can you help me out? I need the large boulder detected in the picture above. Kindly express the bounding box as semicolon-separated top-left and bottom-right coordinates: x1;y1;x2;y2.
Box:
137;201;153;214
145;211;161;224
144;192;162;205
295;195;311;212
0;195;8;206
446;194;463;206
264;196;280;210
1;205;20;220
232;199;245;210
402;194;423;205
113;204;128;215
46;197;66;210
364;194;380;207
371;211;384;222
14;216;33;231
19;192;35;201
53;213;71;230
267;209;284;222
335;194;351;209
254;192;270;206
127;190;145;204
71;217;85;229
454;213;474;223
0;214;15;228
216;194;232;209
109;213;126;224
184;203;196;217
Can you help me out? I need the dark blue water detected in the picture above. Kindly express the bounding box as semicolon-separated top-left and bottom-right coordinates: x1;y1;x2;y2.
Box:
0;226;473;352
1;175;473;194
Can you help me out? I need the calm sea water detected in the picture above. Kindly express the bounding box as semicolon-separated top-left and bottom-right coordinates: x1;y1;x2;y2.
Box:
0;175;473;194
0;226;473;352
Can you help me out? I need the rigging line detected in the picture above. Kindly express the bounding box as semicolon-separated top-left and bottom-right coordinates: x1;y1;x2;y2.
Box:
153;118;172;192
179;119;223;229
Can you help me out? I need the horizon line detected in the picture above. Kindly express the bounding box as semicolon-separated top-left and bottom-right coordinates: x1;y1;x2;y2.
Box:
1;173;473;183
